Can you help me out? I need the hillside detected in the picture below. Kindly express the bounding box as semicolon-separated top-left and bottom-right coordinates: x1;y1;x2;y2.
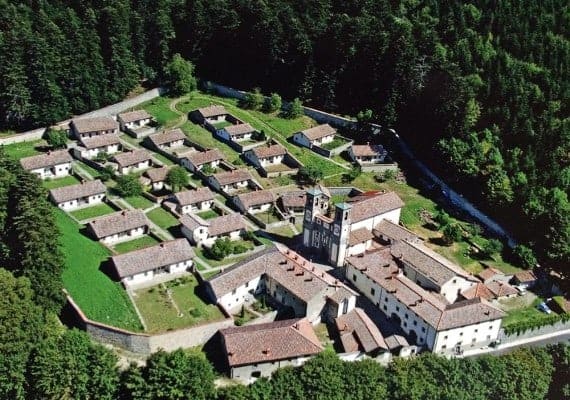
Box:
0;0;568;269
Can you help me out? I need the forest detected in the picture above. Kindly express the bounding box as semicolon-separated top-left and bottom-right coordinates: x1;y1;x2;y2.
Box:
0;1;568;267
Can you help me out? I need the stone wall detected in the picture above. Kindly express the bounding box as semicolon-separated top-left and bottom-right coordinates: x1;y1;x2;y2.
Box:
360;163;399;173
500;319;570;342
65;291;234;354
205;81;358;130
0;87;165;146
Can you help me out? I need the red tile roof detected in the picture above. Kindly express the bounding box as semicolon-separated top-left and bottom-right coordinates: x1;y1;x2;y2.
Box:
220;318;322;367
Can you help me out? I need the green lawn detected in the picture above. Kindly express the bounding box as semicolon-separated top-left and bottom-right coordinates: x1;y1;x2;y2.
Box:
152;152;175;166
176;93;345;177
502;298;553;329
194;247;255;268
180;121;238;160
124;195;154;210
112;235;160;254
196;209;220;220
146;207;179;229
268;224;297;238
2;140;45;159
137;96;179;126
253;210;283;224
74;160;103;179
134;276;225;333
320;136;350;151
56;210;142;331
69;203;117;221
211;120;233;130
43;175;81;190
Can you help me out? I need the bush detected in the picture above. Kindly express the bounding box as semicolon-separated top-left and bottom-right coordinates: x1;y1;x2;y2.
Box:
99;166;114;182
116;175;143;197
232;243;248;254
208;238;233;260
441;223;463;245
265;93;282;112
94;151;109;162
513;244;538;269
45;128;68;149
375;169;396;183
298;165;324;184
286;98;303;119
243;88;264;110
482;239;504;258
252;130;267;141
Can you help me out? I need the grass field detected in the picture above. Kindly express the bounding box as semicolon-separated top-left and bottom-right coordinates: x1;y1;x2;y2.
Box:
196;209;220;220
43;175;81;190
2;140;45;159
501;297;553;329
176;93;345;177
138;96;179;126
146;207;179;229
112;235;160;254
133;276;225;333
152;152;175;166
74;160;103;179
56;210;142;331
69;203;117;221
180;121;238;160
124;195;154;210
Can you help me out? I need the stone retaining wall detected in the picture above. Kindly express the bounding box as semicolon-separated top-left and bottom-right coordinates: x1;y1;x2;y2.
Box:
360;163;399;173
0;87;165;146
500;319;570;342
65;291;234;354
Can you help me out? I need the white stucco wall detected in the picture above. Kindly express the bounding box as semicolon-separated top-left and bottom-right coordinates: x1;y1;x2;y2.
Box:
259;154;284;167
349;208;401;232
218;276;264;312
101;226;146;244
55;193;105;210
32;162;72;179
432;319;502;353
119;160;151;175
122;259;193;286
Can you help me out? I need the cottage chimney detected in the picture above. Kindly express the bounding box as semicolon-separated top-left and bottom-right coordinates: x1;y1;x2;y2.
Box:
160;243;165;248
121;211;126;216
262;348;271;354
228;351;234;357
484;310;490;316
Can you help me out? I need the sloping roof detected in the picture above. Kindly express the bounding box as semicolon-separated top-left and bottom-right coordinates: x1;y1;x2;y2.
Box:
461;283;495;301
148;129;186;147
335;308;387;353
236;190;275;209
513;270;537;283
112;149;152;168
179;213;209;231
347;251;505;330
252;143;287;159
477;267;504;283
144;166;171;183
374;220;419;242
280;191;306;208
208;213;246;236
111;239;194;278
20;150;73;171
348;227;374;246
391;240;477;287
385;334;409;350
351;144;386;157
221;318;323;367
224;123;255;136
118;110;151;123
186;149;225;167
72;117;118;133
49;179;106;203
79;134;121;149
87;210;148;239
350;191;404;223
300;124;336;141
175;187;215;206
197;105;227;118
485;281;518;298
212;169;253;186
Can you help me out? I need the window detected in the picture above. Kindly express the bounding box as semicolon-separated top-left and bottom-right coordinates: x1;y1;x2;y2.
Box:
370;288;375;296
421;327;426;333
486;335;491;340
383;305;387;311
459;332;463;336
232;289;237;295
453;279;457;283
472;338;476;343
251;371;261;378
404;313;408;319
413;321;418;326
489;325;493;330
384;297;388;302
352;274;357;282
403;322;407;327
474;329;478;333
396;306;400;312
245;281;249;288
442;345;447;350
444;335;448;340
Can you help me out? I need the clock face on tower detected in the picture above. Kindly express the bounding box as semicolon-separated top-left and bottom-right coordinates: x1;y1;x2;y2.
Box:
333;224;340;236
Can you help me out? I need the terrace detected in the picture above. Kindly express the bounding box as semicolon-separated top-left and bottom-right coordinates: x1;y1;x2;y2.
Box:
133;275;226;333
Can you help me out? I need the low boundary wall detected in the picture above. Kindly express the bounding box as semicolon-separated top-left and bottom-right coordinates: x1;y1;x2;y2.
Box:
65;288;234;354
0;87;165;146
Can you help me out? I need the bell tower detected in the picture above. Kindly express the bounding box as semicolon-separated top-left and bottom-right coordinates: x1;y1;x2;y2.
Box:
329;202;352;267
303;187;324;248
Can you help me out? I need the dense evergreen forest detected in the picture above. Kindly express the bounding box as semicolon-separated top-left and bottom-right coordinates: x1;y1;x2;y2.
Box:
0;0;568;269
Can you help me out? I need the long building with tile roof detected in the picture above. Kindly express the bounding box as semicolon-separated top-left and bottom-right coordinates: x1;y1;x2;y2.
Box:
204;245;357;322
